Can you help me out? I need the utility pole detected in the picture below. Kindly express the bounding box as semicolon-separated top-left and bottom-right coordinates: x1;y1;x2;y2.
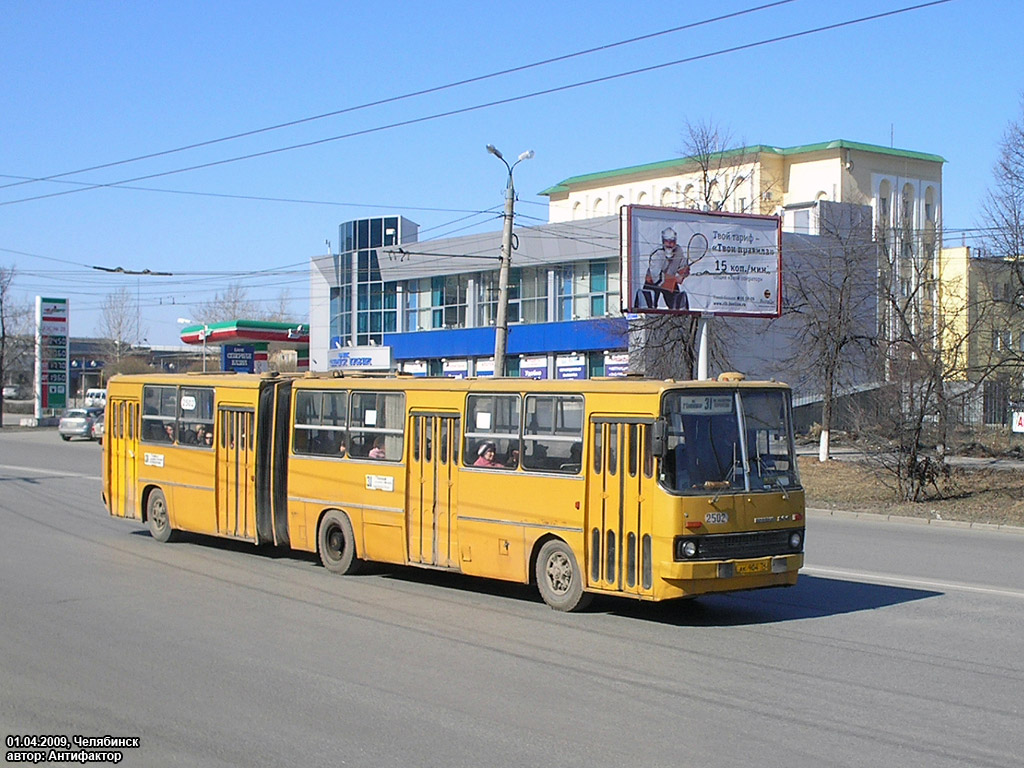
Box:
486;144;533;377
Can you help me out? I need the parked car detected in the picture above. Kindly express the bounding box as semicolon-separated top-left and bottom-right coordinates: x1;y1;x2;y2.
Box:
58;407;104;441
91;414;105;444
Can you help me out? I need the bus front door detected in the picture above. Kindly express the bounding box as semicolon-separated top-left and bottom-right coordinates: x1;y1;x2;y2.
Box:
107;399;139;519
586;419;656;597
216;407;256;541
408;413;460;569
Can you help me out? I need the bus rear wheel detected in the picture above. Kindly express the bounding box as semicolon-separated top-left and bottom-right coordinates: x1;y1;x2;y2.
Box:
146;489;176;543
536;540;592;612
318;511;364;575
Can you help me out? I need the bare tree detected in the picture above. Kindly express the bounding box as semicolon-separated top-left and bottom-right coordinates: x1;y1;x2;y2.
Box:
194;283;294;325
783;204;879;461
97;287;144;363
0;266;32;422
862;244;1014;501
981;96;1024;263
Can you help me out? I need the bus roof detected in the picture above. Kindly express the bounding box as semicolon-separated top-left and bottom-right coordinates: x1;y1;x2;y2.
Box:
108;371;791;395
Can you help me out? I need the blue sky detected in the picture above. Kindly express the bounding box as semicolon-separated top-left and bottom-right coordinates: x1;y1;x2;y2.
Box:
2;0;1020;345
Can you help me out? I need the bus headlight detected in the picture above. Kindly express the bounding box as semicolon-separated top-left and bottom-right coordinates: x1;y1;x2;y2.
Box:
680;540;698;558
789;531;803;550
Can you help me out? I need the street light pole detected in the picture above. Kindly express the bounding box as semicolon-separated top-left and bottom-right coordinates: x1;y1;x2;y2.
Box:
487;144;533;377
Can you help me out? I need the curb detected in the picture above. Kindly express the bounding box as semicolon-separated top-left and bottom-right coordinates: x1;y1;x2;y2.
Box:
806;506;1024;535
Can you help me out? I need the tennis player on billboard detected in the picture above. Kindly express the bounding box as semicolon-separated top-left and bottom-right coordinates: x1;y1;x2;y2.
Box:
624;206;781;317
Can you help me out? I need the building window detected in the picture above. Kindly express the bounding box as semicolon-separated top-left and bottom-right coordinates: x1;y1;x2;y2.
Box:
476;267;548;326
556;259;620;321
355;250;397;345
408;274;469;330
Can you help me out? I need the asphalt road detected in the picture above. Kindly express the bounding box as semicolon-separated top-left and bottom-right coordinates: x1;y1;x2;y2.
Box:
2;429;1023;767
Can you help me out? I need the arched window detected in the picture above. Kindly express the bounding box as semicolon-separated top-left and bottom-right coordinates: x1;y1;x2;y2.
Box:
614;195;626;213
593;197;606;215
636;191;648;205
925;186;936;222
683;184;695;208
877;179;892;228
572;201;583;221
660;187;674;207
901;183;915;227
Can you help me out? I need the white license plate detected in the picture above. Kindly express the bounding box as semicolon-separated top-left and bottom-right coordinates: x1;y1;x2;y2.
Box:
705;512;729;525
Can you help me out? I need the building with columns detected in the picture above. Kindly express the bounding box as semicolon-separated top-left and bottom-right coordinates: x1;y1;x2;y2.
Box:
308;139;943;393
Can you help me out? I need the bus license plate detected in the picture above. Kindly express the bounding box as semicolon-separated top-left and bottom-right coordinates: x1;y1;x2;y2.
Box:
735;560;768;575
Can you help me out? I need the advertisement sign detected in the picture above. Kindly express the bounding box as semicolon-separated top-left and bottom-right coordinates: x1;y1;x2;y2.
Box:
35;297;69;413
623;205;782;317
604;352;630;377
556;354;586;380
222;345;255;373
443;360;469;379
1012;411;1024;434
328;345;393;371
520;355;548;380
475;358;495;377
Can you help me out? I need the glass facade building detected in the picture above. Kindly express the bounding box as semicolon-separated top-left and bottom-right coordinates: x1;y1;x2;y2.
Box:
310;215;629;377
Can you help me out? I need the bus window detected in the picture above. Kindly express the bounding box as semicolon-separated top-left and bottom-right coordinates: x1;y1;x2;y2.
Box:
523;395;583;474
142;385;177;443
294;390;349;457
464;394;520;470
660;391;745;494
350;391;404;461
740;390;799;490
178;387;214;448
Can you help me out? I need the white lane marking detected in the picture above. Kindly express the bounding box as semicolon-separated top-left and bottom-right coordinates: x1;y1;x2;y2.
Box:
0;463;101;481
804;564;1024;600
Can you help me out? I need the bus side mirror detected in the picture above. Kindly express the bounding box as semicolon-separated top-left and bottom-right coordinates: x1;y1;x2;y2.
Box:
651;420;666;456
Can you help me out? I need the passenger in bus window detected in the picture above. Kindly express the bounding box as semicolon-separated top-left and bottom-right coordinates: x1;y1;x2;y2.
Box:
505;448;520;468
204;431;214;447
337;440;347;458
474;442;503;468
368;437;386;459
163;423;176;443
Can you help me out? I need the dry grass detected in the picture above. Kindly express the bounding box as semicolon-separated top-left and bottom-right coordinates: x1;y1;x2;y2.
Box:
798;456;1024;528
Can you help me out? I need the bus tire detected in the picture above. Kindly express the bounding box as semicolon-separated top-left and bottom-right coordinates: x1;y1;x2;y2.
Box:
536;539;592;612
318;511;364;575
146;489;176;543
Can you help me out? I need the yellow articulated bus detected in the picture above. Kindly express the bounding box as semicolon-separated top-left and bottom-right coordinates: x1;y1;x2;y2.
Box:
102;371;804;611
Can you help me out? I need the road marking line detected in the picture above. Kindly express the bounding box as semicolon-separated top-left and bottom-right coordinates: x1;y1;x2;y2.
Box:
804;564;1024;600
0;464;101;481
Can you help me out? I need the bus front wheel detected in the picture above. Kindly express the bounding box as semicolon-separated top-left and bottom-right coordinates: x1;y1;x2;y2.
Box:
318;511;364;575
536;540;592;612
146;489;176;543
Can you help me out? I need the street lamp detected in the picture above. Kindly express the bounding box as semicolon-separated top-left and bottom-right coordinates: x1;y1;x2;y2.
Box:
486;144;534;377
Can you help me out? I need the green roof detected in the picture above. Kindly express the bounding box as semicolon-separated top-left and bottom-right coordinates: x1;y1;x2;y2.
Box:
538;139;946;196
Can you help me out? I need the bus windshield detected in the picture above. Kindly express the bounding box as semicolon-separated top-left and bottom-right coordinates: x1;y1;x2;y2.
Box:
660;389;799;494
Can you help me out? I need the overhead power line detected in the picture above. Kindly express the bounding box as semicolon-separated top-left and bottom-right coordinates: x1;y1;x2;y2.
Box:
0;0;952;208
0;0;797;194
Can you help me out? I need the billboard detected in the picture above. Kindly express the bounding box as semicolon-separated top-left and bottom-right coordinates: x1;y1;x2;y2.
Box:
622;205;782;317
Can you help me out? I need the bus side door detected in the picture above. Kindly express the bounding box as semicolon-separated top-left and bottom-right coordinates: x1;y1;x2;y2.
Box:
586;419;656;597
107;398;140;519
408;412;460;569
216;407;256;541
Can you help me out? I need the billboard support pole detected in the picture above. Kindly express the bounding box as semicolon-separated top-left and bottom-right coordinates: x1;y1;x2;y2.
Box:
696;314;710;380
